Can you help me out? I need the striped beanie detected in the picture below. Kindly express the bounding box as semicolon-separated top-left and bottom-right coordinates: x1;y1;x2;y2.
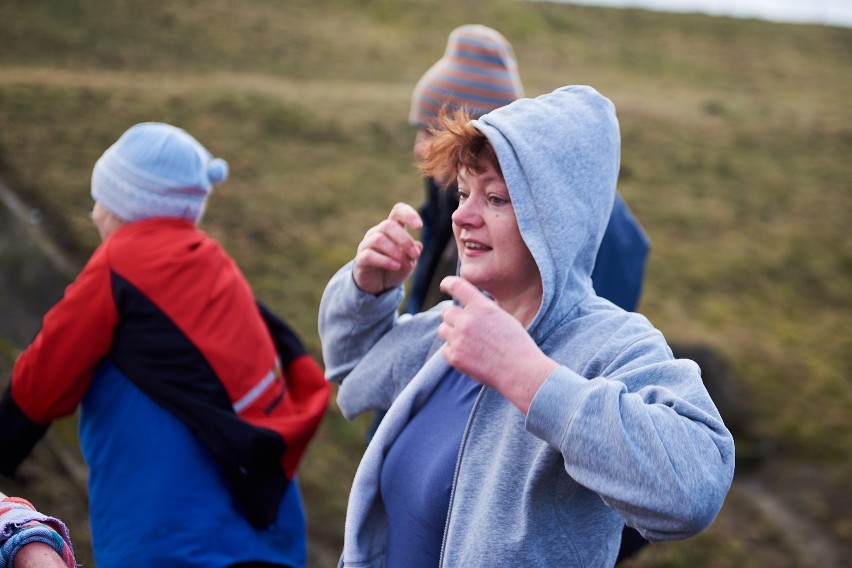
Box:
409;25;525;127
91;122;228;224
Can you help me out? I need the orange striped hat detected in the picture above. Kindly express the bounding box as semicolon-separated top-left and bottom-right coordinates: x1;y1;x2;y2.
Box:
409;25;525;127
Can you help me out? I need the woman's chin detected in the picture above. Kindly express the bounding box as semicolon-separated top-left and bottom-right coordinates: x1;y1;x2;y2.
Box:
457;270;492;292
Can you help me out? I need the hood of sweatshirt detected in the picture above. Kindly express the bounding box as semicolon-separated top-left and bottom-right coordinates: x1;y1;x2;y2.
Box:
471;85;620;343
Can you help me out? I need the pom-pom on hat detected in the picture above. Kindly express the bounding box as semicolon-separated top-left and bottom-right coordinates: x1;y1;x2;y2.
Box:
91;122;228;224
409;24;525;128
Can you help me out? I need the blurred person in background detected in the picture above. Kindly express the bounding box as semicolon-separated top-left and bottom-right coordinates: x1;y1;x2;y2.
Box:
0;123;330;568
319;86;734;567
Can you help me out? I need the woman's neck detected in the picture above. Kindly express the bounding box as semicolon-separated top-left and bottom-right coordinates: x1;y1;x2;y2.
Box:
494;284;543;328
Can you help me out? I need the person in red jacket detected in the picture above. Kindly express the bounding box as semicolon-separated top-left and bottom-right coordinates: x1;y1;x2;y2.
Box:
0;123;330;567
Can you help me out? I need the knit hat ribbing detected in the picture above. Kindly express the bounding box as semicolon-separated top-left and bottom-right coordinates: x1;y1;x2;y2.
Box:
91;122;228;224
409;25;524;127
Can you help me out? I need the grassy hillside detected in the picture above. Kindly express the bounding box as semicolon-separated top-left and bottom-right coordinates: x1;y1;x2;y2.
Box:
0;1;850;566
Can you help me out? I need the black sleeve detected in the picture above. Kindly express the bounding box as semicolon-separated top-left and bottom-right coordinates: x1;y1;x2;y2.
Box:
256;302;307;366
0;386;49;477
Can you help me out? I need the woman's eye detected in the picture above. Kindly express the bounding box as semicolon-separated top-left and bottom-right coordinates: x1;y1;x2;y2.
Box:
456;191;469;203
488;194;510;205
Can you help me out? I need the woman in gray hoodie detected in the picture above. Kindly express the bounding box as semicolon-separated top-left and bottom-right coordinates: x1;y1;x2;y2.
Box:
318;85;735;567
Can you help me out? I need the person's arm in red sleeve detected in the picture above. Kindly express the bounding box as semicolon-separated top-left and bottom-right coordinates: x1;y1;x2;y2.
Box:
0;245;118;476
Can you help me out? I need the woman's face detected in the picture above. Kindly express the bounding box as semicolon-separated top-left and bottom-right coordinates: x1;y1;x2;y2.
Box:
452;158;541;310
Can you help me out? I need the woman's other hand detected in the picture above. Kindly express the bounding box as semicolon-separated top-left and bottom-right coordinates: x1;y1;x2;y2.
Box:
353;202;423;295
439;276;558;413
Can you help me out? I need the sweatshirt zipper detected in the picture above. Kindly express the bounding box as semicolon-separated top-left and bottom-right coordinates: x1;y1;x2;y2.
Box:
438;383;487;567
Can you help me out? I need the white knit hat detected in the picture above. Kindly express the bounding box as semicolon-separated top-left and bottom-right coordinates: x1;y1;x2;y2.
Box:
91;122;228;223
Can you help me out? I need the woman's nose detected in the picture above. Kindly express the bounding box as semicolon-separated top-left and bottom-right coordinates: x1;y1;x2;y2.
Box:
452;196;483;228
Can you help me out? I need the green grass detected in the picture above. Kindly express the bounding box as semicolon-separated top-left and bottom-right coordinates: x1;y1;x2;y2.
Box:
1;0;850;565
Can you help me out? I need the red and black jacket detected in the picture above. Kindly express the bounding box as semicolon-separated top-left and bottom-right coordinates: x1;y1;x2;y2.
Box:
0;219;330;527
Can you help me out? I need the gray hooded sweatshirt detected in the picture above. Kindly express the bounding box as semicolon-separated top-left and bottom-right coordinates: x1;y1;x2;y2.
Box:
319;85;735;567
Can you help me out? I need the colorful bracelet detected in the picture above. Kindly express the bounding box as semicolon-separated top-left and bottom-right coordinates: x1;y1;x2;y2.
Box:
0;498;76;568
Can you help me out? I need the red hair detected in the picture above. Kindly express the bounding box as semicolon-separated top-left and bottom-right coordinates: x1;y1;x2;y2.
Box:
420;106;502;186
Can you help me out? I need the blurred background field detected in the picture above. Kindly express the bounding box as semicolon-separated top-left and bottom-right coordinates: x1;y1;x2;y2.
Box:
0;1;849;566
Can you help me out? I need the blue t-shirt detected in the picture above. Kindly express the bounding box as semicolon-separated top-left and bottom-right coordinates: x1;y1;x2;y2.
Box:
380;368;480;567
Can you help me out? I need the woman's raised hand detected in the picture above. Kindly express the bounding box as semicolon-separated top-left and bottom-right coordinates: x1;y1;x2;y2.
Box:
353;203;423;295
439;276;558;414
